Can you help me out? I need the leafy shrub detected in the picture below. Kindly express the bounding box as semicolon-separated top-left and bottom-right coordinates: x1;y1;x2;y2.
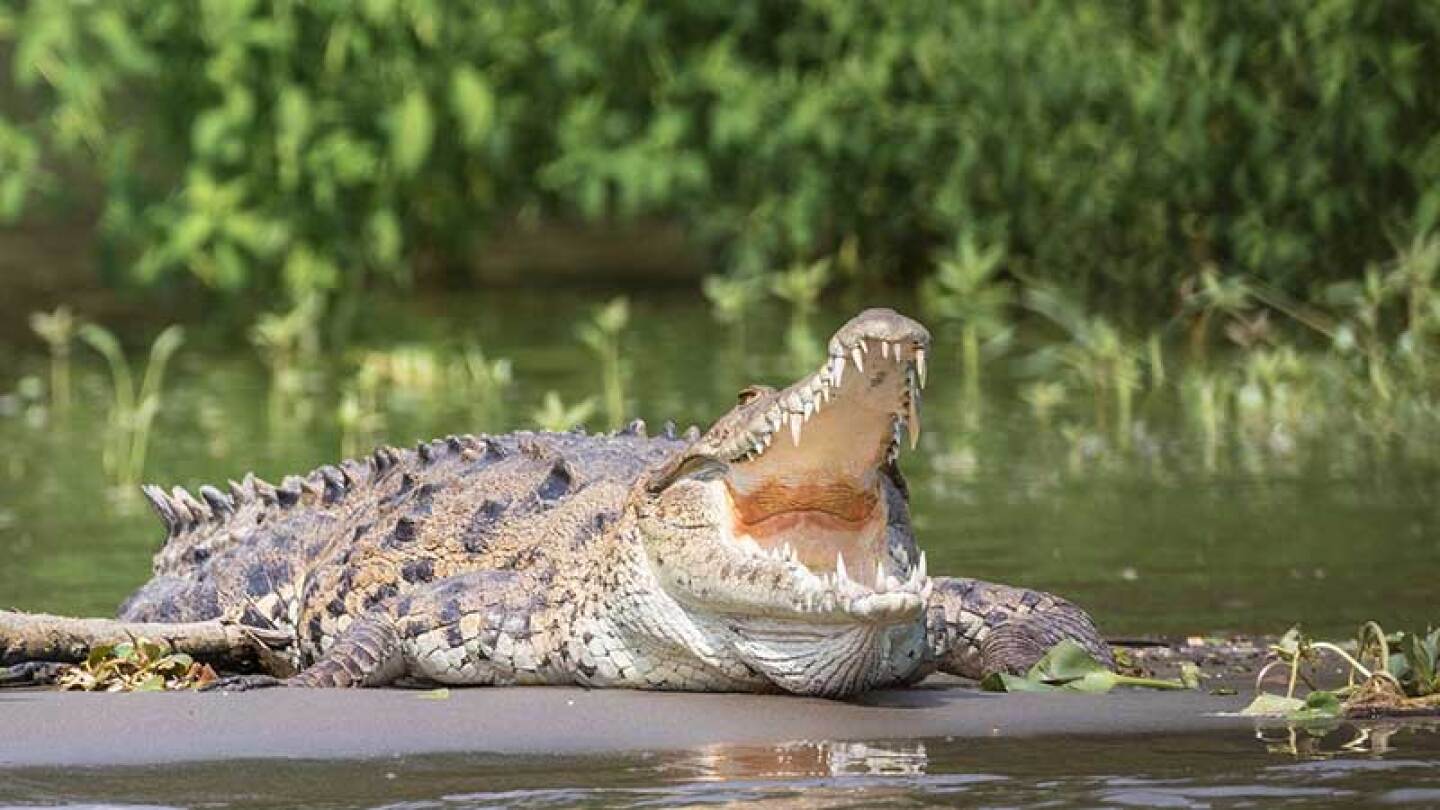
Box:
2;1;1438;306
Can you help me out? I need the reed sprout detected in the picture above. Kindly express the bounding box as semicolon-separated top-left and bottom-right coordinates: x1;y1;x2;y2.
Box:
577;297;630;429
29;306;76;419
922;235;1012;426
251;293;324;428
532;391;597;433
78;323;184;491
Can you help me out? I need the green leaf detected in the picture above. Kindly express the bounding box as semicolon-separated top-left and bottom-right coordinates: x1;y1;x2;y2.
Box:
135;674;167;692
86;644;117;668
450;66;495;148
390;89;434;177
113;641;136;661
981;671;1059;692
1239;693;1305;717
1027;639;1109;684
1291;690;1342;722
417;687;451;700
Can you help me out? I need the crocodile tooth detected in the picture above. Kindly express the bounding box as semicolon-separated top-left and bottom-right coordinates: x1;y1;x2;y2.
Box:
915;348;927;388
880;340;890;360
851;346;865;373
788;412;804;446
921;580;934;603
917;550;928;582
906;391;922;450
764;410;781;432
835;552;850;585
829;354;846;386
875;560;887;591
860;339;870;355
228;479;248;502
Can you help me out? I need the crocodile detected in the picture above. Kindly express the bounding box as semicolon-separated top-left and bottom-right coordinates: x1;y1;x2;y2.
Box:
13;308;1112;696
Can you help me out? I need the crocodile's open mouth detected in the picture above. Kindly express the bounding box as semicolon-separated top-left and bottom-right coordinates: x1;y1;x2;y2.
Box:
724;339;923;584
695;313;931;621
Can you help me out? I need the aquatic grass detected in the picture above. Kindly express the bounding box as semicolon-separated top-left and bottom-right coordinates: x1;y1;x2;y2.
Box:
337;386;384;460
1024;285;1142;448
1180;265;1256;361
532;391;597;433
250;293;324;427
457;344;514;424
922;234;1013;427
28;305;75;420
1244;624;1440;721
78;323;184;492
702;273;767;327
577;297;630;429
1020;381;1067;430
768;258;832;318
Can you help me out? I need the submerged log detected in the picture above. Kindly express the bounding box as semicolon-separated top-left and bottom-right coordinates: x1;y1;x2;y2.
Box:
0;610;291;669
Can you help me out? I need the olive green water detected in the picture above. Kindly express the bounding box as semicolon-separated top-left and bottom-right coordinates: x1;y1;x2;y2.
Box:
2;290;1438;806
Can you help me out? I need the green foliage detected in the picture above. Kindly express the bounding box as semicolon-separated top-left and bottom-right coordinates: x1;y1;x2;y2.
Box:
58;638;216;692
29;305;75;417
5;2;1439;306
532;391;597;433
1244;623;1440;720
980;639;1192;693
922;235;1012;419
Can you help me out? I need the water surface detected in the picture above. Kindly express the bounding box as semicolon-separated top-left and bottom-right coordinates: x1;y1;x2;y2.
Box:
4;724;1440;808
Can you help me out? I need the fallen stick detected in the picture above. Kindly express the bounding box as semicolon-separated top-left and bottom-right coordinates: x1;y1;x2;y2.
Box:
0;610;291;669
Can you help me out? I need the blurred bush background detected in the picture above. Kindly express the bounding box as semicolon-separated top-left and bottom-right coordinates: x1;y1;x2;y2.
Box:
2;0;1437;312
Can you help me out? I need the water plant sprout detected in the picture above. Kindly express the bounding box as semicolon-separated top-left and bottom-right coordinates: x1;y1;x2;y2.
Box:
78;323;184;492
29;305;75;419
577;297;630;429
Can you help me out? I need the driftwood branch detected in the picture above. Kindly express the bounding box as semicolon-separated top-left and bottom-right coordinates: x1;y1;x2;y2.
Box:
0;610;292;670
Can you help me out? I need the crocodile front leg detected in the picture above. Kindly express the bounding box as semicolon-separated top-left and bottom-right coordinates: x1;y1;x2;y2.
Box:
209;570;550;690
924;577;1112;679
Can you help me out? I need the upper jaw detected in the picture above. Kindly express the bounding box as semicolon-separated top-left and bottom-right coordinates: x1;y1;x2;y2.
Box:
714;310;930;464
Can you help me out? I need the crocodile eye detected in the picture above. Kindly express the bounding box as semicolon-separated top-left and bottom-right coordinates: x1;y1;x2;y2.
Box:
736;385;773;405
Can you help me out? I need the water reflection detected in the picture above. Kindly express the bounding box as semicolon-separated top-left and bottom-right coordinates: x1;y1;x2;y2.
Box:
665;740;930;781
1257;717;1440;758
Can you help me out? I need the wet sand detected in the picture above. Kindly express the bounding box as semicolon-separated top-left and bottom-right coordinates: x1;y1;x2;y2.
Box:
0;675;1255;768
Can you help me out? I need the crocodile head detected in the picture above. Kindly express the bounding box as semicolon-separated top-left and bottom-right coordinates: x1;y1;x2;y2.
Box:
635;308;932;695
